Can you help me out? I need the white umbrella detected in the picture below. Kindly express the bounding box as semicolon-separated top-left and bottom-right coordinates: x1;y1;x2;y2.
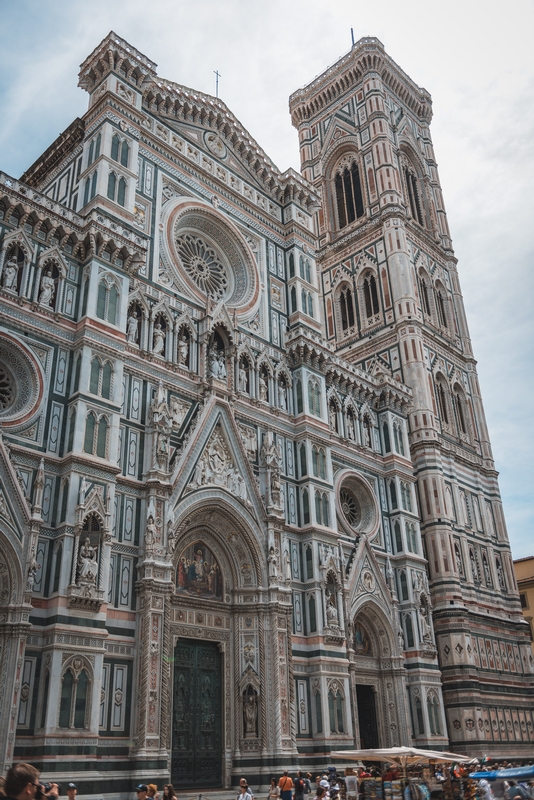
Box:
331;747;470;779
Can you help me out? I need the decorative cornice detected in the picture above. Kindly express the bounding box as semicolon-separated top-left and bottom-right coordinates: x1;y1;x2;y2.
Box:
289;36;433;125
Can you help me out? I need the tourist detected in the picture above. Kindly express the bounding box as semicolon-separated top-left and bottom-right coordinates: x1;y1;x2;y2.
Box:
3;765;59;800
237;779;253;800
136;785;149;800
163;786;177;800
279;772;294;800
507;782;529;800
303;773;313;800
294;772;305;800
269;778;281;800
66;785;77;800
147;785;160;800
313;787;326;800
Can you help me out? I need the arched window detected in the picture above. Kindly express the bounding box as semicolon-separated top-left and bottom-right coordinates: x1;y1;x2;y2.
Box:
315;490;322;525
394;521;403;553
52;543;62;593
84;412;96;454
427;692;441;735
322;494;329;527
328;686;345;733
117;177;126;207
399;570;409;601
60;479;69;522
418;272;432;317
404;613;415;648
482;552;493;586
101;362;112;399
96;416;108;458
120;140;129;168
308;379;321;417
308;595;317;632
314;689;323;733
289;253;295;278
453;386;468;436
407;523;418;554
91;170;98;200
335;159;364;229
290;286;297;313
305;546;313;579
107;171;117;201
393;422;405;455
414;695;425;735
302;489;310;525
435;285;448;329
339;286;355;332
404;166;424;225
40;671;50;729
401;482;412;512
59;666;89;729
299;443;307;477
111;134;120;162
296;379;303;413
389;480;398;510
454;542;464;577
97;279;119;325
307;292;314;317
382;421;391;453
435;376;450;425
363;273;380;319
90;357;101;394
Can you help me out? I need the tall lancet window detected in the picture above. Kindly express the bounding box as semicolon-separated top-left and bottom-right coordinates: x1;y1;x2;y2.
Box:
404;166;424;225
335;160;364;229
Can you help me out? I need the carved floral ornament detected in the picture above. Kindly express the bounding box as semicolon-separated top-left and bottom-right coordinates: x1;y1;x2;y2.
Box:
160;199;259;314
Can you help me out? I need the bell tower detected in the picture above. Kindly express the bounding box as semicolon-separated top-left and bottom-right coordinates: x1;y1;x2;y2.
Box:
290;37;534;754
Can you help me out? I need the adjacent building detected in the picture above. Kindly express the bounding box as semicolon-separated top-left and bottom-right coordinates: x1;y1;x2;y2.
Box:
0;31;532;795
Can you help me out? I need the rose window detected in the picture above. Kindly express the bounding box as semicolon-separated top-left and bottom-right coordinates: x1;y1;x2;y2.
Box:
0;364;15;411
175;233;228;300
340;488;361;528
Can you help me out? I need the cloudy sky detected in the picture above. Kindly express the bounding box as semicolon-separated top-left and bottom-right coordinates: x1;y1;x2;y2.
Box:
1;0;532;558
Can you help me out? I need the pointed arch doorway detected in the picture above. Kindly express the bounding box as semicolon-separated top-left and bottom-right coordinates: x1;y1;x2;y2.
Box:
171;638;223;788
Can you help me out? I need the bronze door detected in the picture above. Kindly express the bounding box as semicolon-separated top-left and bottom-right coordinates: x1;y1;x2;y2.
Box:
172;639;222;788
356;684;379;748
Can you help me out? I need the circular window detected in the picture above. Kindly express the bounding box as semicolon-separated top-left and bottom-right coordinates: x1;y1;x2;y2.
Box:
336;472;379;538
162;201;259;313
175;233;229;300
0;335;43;426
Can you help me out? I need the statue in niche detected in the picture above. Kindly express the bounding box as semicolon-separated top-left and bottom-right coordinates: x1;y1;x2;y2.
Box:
177;333;189;366
26;548;41;592
278;381;287;410
329;404;337;430
170;396;188;429
418;596;433;643
259;373;268;402
326;590;339;626
283;549;292;582
3;256;19;291
218;351;227;379
145;516;157;548
127;311;139;344
268;546;279;580
244;690;258;737
260;431;282;508
78;537;98;584
347;412;356;440
153;322;165;355
39;270;55;307
238;362;248;393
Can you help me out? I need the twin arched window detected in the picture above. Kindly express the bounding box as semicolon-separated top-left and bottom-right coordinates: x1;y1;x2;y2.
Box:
96;279;119;324
90;357;113;399
404;166;424;225
335;160;364;229
107;172;127;206
312;446;326;479
84;412;108;458
315;491;330;526
301;289;314;317
308;379;321;417
87;133;101;167
111;134;130;168
393;421;405;455
339;286;355;331
299;255;312;283
83;171;98;206
328;686;345;733
59;666;89;729
363;273;380;320
400;482;412;512
427;692;442;735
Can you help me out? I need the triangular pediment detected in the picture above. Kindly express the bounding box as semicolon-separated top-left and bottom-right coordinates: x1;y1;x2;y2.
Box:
346;535;394;618
0;434;31;555
169;398;265;521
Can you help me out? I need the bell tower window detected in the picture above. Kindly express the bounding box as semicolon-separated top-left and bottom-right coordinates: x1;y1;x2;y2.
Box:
335;160;364;229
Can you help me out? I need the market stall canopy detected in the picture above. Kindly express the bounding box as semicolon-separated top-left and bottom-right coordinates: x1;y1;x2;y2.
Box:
469;766;534;781
331;747;471;769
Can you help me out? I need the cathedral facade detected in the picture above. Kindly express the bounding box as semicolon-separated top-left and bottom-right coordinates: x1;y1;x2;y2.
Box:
0;32;532;794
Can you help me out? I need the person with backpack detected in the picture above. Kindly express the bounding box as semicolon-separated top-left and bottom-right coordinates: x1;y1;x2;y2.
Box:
279;772;293;800
294;773;305;800
303;773;312;800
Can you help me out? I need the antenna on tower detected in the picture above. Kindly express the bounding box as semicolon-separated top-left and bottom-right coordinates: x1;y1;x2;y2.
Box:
351;28;355;46
213;69;221;98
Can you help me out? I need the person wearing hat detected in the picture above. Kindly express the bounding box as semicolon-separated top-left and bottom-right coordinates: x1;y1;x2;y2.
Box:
136;785;148;800
66;785;77;800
